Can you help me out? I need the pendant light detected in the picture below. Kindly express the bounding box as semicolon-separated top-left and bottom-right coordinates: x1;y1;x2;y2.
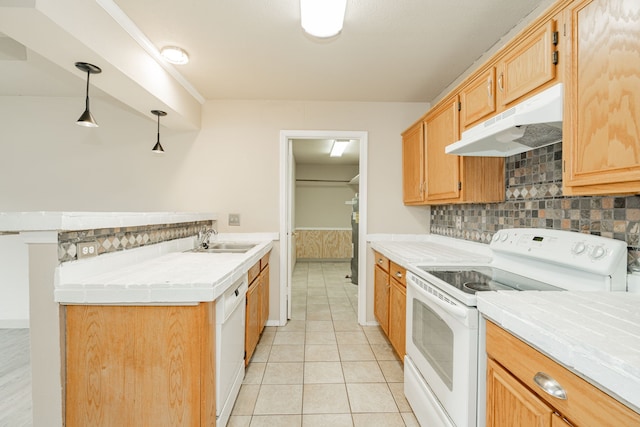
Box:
75;62;102;127
151;110;167;153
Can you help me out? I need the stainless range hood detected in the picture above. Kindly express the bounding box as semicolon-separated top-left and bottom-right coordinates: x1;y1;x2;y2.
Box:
446;83;563;157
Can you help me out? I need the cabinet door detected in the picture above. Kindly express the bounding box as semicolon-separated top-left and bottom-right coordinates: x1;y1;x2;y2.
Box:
260;264;270;334
498;19;557;107
460;67;496;131
402;121;425;204
66;304;211;427
373;265;390;335
487;358;553;427
563;0;640;194
425;97;461;202
245;280;260;366
388;278;406;359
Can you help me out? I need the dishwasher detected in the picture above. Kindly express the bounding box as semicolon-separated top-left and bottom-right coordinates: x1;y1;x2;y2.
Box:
216;275;248;427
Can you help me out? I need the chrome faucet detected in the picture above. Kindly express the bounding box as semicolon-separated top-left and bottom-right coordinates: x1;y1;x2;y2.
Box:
197;227;218;249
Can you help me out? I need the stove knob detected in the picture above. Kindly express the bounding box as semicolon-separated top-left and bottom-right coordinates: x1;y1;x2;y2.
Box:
500;232;508;242
492;233;500;242
571;241;586;255
589;245;606;260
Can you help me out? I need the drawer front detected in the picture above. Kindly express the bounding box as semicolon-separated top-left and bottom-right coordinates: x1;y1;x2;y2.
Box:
486;321;640;426
248;261;261;285
260;252;270;270
389;261;406;287
374;251;390;273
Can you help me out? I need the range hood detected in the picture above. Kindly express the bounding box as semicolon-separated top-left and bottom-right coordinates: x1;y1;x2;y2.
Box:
446;83;563;157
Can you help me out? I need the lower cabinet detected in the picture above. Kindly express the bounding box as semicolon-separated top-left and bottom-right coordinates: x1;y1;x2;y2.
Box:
388;274;406;359
65;303;216;427
245;251;271;366
373;251;390;335
486;320;640;427
372;252;407;360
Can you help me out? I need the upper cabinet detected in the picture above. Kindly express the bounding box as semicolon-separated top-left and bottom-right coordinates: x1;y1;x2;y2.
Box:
460;67;497;131
497;19;559;107
402;121;426;204
402;95;505;205
562;0;640;195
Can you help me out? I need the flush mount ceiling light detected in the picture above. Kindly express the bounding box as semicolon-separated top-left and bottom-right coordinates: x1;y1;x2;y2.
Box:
330;139;349;157
300;0;347;38
151;110;167;154
75;62;102;127
160;46;189;65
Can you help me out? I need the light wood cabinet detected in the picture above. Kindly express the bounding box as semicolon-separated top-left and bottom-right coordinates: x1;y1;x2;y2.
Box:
460;67;497;131
65;303;216;427
496;19;559;108
245;252;271;365
486;320;640;426
373;251;390;335
562;0;640;195
424;96;505;204
401;121;425;204
387;262;406;359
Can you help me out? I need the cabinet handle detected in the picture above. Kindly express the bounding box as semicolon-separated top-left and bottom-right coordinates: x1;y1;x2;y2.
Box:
533;372;567;400
487;78;493;99
498;72;504;92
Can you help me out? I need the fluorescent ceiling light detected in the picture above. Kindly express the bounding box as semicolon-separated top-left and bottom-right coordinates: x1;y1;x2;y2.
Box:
330;139;349;157
161;46;189;64
300;0;347;38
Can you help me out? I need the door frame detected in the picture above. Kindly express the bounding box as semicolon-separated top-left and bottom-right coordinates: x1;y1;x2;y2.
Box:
279;130;368;326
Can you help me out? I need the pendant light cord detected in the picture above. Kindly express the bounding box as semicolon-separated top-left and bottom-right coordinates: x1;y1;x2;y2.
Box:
85;70;91;111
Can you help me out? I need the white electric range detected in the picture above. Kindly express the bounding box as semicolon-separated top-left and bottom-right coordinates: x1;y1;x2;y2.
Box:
403;228;628;427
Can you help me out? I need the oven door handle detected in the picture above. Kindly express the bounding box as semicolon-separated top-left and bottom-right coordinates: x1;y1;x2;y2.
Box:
413;282;469;319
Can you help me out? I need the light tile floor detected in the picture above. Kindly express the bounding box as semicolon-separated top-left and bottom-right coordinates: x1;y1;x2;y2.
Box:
228;261;418;427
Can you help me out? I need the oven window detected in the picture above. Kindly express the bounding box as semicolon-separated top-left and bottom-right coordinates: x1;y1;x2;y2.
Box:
412;299;453;390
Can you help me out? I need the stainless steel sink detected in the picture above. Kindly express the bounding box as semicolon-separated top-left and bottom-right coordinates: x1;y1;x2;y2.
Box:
188;242;257;254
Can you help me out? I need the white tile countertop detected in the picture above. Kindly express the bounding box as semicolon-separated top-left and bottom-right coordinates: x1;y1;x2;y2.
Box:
55;234;275;305
477;291;640;413
369;234;492;266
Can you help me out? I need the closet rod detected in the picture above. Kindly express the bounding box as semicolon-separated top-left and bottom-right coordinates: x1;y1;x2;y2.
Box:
296;179;350;183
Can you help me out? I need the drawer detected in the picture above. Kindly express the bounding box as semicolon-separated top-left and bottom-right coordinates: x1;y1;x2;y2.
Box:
486;321;640;426
373;251;390;273
389;262;406;287
248;261;261;285
260;252;270;270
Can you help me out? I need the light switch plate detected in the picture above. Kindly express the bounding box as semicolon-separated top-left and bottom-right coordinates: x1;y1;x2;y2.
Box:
229;213;240;226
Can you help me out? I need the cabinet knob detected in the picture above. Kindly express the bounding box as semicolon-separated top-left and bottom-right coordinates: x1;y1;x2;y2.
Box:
533;372;567;400
378;258;383;264
395;271;403;279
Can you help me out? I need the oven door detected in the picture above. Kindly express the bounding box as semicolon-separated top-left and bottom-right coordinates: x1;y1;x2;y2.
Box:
405;272;478;427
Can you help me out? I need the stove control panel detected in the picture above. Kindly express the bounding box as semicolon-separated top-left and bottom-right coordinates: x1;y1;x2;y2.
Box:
490;228;627;277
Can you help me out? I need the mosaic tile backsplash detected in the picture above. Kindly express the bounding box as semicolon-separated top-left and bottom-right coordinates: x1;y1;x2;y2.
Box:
58;220;213;263
430;142;640;264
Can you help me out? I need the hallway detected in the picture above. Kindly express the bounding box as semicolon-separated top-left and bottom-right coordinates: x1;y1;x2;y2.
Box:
229;261;418;427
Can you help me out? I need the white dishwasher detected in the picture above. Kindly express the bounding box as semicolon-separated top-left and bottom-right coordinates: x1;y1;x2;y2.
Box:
216;275;248;427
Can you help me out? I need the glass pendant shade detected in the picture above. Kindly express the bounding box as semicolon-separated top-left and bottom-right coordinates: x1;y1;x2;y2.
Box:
75;62;101;127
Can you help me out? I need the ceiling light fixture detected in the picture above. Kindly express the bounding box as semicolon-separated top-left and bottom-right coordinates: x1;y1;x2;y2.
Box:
75;62;102;127
151;110;167;154
330;139;349;157
300;0;347;38
160;46;189;65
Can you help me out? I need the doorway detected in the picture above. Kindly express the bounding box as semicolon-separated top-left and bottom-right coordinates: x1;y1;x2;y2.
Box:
279;130;368;326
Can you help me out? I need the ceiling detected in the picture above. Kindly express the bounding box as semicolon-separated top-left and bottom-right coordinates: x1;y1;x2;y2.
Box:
0;0;547;160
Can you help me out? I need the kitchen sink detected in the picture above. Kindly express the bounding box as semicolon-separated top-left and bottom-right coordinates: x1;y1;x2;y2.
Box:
188;242;257;254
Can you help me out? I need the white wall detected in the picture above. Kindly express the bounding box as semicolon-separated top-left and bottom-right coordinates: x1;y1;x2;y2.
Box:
0;96;429;324
0;234;29;327
296;164;358;229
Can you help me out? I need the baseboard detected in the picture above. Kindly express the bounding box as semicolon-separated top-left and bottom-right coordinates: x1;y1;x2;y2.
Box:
0;318;29;328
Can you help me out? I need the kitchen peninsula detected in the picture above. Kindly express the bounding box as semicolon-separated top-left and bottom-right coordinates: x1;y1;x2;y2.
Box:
0;212;275;427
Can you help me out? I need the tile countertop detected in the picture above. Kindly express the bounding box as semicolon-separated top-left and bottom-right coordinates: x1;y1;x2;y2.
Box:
478;291;640;413
369;234;492;266
55;237;274;305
